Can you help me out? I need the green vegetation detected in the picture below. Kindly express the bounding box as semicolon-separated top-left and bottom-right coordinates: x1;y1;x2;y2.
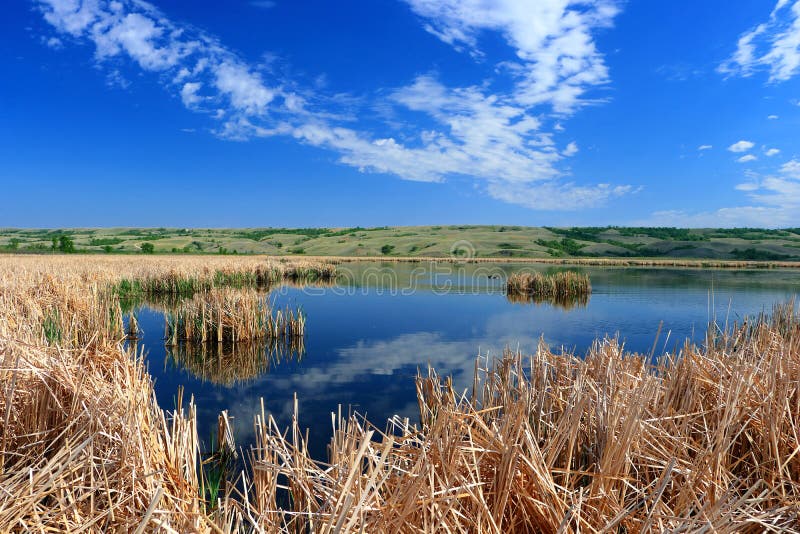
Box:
0;226;799;261
731;248;792;261
89;237;124;246
506;271;592;308
535;238;587;256
56;235;76;253
42;308;62;345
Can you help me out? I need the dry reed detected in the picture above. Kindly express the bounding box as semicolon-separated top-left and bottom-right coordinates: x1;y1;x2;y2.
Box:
164;288;305;345
0;255;329;531
2;255;799;532
241;304;800;532
507;270;592;301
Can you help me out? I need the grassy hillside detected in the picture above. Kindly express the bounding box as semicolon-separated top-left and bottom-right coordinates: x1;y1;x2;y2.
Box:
2;226;800;261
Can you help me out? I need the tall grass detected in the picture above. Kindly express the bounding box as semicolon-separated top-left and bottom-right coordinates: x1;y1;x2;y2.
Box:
0;255;327;531
243;305;800;532
164;288;305;345
2;255;799;531
506;270;591;301
112;259;337;297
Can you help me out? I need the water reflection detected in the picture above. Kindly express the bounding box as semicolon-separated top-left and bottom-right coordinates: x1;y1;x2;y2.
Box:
505;291;590;309
129;262;800;459
165;339;304;386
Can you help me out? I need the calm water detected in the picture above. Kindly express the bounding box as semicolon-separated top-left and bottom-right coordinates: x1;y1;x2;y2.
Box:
131;262;800;457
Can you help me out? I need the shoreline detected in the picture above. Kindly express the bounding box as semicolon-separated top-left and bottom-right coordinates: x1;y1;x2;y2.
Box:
295;254;800;269
3;251;800;269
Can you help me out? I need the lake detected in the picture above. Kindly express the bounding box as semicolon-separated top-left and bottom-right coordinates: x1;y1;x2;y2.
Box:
130;261;799;458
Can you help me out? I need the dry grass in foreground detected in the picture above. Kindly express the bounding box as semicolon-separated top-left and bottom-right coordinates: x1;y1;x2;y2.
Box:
0;255;331;531
246;305;800;532
0;255;799;532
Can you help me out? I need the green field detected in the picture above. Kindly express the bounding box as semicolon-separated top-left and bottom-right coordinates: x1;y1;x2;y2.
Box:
2;226;800;261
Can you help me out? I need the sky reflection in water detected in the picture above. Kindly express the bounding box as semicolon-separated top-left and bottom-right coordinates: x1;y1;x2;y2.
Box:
133;263;800;458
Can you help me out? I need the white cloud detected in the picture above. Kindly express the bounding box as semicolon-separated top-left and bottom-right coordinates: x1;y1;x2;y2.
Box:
44;36;63;48
782;158;800;178
563;141;579;156
720;1;800;82
180;81;202;106
213;61;274;114
487;181;635;210
738;154;758;163
765;147;781;156
645;207;793;228
728;140;755;152
768;114;780;119
403;0;620;113
36;0;633;211
644;159;800;227
36;0;284;119
698;144;713;150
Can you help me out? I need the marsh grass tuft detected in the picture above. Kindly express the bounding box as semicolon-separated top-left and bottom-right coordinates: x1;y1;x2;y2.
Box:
506;270;591;301
164;288;305;345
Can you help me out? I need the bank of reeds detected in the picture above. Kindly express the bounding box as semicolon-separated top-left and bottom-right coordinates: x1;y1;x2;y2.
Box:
113;259;337;297
0;256;320;531
2;255;800;532
164;288;305;345
0;339;228;530
507;270;591;301
242;304;800;532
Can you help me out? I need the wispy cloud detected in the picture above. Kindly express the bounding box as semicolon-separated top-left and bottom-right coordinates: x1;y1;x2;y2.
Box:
728;140;755;153
737;154;757;163
719;1;800;82
35;0;633;211
43;35;63;48
765;147;781;156
644;159;800;227
698;144;713;150
767;114;780;119
403;0;620;113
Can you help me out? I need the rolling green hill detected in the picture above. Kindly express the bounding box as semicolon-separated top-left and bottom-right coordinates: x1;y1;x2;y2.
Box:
2;226;800;261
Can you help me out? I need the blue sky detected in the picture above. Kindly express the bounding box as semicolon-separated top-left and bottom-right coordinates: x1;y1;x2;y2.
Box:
2;0;800;227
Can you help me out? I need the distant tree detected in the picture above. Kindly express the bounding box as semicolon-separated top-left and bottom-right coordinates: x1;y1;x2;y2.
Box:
103;245;113;253
140;242;155;254
7;238;20;251
58;236;75;253
381;244;395;255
